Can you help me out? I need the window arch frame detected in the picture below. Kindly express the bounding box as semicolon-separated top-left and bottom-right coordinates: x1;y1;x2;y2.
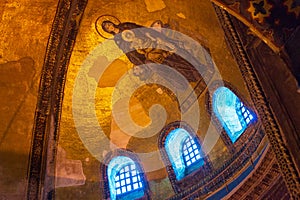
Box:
205;81;258;153
100;149;151;200
158;121;212;193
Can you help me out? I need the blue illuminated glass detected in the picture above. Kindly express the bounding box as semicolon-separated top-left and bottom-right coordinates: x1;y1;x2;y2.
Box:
115;164;143;196
182;136;202;167
107;156;145;200
165;128;204;180
213;87;256;143
237;102;254;125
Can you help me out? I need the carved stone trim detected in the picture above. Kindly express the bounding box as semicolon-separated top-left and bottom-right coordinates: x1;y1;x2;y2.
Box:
167;124;265;199
213;4;300;198
26;0;88;199
228;149;289;199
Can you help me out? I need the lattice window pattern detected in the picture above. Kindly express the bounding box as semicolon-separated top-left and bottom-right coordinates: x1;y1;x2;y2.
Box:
238;102;254;124
115;164;143;196
182;136;202;167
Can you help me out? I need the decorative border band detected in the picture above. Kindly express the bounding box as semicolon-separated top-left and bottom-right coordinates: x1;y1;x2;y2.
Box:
26;0;88;199
213;4;300;198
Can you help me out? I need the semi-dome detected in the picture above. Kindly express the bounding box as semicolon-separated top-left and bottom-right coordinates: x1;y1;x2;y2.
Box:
0;0;299;199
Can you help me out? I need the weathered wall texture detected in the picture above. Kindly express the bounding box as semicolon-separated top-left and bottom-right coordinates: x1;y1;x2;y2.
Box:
0;0;58;199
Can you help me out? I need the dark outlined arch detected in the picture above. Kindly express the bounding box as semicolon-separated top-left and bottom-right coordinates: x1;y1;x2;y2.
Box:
100;149;151;200
205;80;258;153
158;121;212;193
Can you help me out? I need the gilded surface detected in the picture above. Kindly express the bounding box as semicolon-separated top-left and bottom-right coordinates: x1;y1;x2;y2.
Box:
1;0;297;199
0;0;58;199
57;0;252;199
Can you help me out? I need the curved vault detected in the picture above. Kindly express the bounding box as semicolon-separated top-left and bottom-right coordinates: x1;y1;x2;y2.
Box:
0;0;295;199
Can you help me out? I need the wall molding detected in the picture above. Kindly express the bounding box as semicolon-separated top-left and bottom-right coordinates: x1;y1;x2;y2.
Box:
26;0;88;199
213;4;300;198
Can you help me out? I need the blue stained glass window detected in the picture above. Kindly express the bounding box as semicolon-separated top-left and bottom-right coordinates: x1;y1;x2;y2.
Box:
115;164;143;196
238;102;254;125
107;156;145;200
213;87;256;143
165;128;204;180
182;136;202;167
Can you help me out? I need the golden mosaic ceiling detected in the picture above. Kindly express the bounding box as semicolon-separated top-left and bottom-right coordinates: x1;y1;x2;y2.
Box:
1;0;299;199
57;0;252;198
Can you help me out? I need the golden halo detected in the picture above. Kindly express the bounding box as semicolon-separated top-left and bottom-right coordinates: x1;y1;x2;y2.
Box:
95;15;121;39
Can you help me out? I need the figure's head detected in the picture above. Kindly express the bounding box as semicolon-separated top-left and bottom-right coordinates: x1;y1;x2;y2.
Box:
102;20;118;34
133;65;144;76
151;20;163;28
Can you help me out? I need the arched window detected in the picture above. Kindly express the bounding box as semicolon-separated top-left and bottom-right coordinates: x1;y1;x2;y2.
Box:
159;121;212;193
165;128;204;180
182;136;204;168
114;164;143;196
101;150;150;200
212;86;256;143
